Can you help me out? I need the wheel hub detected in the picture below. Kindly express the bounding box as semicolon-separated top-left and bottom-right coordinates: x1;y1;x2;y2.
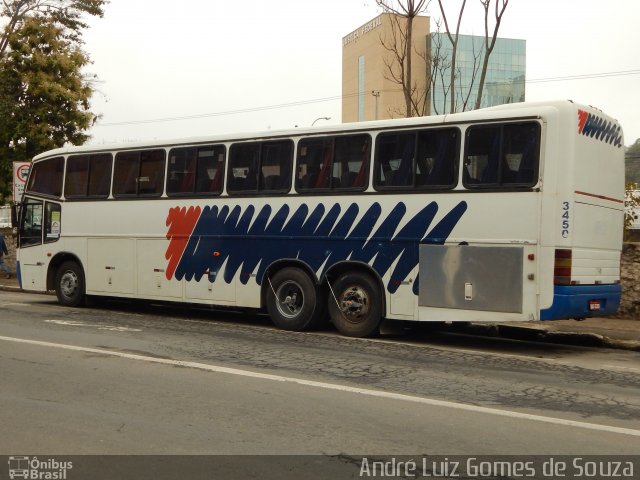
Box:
276;281;304;319
339;286;370;319
60;271;78;298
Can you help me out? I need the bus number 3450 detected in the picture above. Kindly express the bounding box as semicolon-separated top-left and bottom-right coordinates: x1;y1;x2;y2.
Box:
562;201;571;238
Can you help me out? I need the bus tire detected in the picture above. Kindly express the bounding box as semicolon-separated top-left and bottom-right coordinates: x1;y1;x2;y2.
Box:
328;272;382;338
266;267;325;331
55;261;86;307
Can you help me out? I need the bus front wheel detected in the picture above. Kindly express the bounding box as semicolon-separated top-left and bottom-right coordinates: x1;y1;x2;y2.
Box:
55;261;86;307
266;267;325;332
328;272;382;338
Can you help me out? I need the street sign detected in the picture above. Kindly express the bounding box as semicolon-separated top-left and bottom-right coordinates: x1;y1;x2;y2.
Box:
12;161;30;203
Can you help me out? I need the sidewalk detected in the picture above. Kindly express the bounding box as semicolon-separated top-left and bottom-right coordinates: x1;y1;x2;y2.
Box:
1;275;638;351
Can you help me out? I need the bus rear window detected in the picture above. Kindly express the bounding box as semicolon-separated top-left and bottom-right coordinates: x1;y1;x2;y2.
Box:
26;157;64;198
463;122;540;188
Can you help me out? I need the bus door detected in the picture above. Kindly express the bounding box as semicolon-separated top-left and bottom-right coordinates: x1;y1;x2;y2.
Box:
19;198;61;290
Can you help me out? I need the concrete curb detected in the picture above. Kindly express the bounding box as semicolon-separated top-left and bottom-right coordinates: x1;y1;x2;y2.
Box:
0;284;22;293
449;322;640;352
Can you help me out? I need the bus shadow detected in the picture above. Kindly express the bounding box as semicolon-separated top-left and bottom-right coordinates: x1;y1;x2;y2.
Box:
74;295;589;358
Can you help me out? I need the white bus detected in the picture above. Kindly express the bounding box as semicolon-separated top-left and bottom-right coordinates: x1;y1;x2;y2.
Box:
15;100;624;337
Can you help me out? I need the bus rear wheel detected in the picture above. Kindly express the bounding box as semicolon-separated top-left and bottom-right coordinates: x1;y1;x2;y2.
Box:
328;272;382;337
55;261;86;307
266;267;326;332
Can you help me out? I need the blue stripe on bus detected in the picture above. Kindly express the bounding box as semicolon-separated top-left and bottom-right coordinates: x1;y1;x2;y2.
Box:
540;284;621;320
16;261;22;289
172;201;468;294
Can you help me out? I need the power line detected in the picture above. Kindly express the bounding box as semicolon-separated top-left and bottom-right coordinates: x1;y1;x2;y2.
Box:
96;93;358;127
94;69;640;128
524;69;640;84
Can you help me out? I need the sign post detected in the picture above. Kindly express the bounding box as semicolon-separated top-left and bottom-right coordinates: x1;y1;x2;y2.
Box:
12;161;30;203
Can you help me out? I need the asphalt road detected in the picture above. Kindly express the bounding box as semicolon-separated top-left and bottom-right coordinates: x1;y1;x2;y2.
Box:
1;290;639;470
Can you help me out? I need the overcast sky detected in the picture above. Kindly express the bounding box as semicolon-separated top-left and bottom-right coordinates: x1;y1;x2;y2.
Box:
82;0;640;146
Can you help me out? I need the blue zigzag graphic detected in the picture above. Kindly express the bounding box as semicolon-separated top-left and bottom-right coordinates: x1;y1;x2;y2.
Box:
173;201;467;295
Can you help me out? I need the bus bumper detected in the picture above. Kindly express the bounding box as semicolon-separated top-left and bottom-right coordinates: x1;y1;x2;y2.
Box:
540;284;621;320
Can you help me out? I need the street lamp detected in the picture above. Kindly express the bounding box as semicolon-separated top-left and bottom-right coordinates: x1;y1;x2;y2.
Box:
312;116;331;126
372;91;380;120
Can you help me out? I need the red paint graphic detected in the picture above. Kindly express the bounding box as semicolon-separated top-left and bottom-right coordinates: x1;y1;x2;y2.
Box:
165;206;201;280
577;109;589;134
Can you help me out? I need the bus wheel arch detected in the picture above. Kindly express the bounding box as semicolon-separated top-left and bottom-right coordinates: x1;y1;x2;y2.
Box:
324;262;385;338
47;253;84;291
263;260;327;331
52;257;86;307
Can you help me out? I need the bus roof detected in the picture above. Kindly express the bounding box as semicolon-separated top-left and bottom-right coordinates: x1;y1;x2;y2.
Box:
32;100;619;161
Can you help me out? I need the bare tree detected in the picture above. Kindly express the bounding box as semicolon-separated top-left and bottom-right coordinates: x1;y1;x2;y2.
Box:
428;20;452;115
436;0;467;114
379;11;431;117
474;0;509;109
376;0;429;117
454;34;482;111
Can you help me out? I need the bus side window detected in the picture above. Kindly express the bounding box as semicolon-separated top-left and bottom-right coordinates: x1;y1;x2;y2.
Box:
138;150;165;196
501;123;539;186
44;202;61;243
65;155;89;198
167;147;197;195
260;141;293;192
374;128;458;190
19;198;43;247
66;154;112;199
296;135;369;192
114;152;139;196
296;139;332;191
87;154;113;197
195;146;225;195
332;134;370;190
374;133;415;188
415;129;459;188
228;143;260;193
464;123;539;188
228;141;291;194
114;149;165;197
26;157;64;198
464;126;501;187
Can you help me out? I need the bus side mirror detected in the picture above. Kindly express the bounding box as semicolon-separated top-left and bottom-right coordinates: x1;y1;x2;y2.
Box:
11;203;19;228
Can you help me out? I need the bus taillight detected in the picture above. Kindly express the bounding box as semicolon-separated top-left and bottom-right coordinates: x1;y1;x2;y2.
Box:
554;249;572;285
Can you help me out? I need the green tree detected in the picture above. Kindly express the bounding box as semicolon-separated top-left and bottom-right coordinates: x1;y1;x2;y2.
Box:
0;16;96;202
0;0;105;60
0;1;106;203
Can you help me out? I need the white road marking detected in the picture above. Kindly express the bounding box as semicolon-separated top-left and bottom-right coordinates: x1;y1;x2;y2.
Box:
1;334;639;438
0;302;30;307
44;319;142;332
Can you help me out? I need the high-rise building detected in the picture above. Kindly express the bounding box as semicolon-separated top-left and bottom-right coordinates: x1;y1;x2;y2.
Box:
430;33;526;115
342;14;431;123
342;15;526;122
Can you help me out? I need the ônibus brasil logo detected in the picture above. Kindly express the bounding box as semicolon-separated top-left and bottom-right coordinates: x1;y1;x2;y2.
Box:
8;456;73;480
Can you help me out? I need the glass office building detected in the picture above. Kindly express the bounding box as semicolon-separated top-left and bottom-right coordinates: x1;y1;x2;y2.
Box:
430;34;526;114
